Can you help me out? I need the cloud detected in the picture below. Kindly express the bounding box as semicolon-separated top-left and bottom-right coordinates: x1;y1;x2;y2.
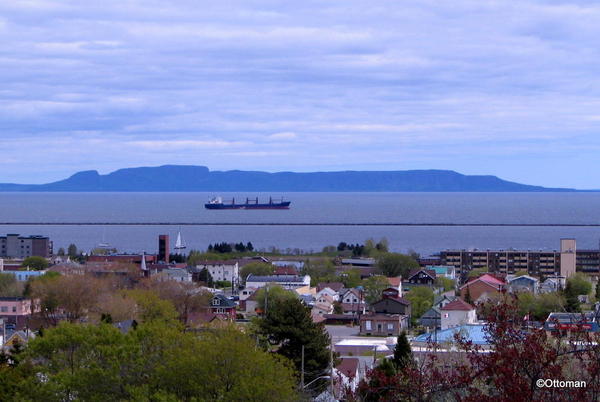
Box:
0;0;600;188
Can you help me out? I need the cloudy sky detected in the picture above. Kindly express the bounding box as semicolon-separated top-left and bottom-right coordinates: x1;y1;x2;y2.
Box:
1;0;600;188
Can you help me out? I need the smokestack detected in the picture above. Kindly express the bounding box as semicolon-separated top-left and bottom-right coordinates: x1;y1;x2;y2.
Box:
158;235;170;263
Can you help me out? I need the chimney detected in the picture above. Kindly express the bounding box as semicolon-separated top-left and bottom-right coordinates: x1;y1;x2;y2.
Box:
158;235;170;263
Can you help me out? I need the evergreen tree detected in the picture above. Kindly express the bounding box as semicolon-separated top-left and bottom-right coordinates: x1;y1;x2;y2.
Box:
257;296;333;392
198;268;213;287
246;242;254;252
57;248;65;256
565;281;581;313
393;331;414;370
67;244;78;258
596;280;600;302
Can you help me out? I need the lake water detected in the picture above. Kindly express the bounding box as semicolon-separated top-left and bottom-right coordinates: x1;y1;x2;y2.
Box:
0;192;599;257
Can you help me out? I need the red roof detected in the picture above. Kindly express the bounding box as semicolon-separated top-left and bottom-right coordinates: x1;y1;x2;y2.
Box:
441;298;475;311
336;358;359;378
387;277;402;287
460;273;505;290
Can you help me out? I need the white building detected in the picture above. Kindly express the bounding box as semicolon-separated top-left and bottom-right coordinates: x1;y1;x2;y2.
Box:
196;261;239;284
158;268;193;282
246;274;311;290
440;299;477;329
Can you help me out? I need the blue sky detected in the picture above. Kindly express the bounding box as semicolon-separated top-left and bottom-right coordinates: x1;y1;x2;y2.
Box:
1;0;600;188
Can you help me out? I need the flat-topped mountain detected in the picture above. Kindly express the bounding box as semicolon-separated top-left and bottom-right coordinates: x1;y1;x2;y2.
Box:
0;165;575;192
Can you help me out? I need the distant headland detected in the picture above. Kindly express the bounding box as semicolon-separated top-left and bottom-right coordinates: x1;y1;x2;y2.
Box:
0;165;579;192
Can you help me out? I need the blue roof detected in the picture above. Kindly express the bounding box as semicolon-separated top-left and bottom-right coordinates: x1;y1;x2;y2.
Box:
414;324;490;345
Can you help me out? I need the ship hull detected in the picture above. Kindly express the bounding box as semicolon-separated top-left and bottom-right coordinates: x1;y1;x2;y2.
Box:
205;201;291;210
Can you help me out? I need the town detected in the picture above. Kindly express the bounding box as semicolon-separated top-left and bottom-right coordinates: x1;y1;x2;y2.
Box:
1;233;599;400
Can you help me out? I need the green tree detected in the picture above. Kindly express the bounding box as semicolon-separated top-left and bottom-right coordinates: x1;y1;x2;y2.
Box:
0;273;22;297
67;244;78;258
464;286;473;305
56;248;65;256
302;259;336;286
339;268;362;288
596;280;600;302
21;256;49;270
257;296;333;392
567;273;592;296
393;331;414;370
197;268;214;287
405;287;434;322
362;276;390;304
240;262;274;283
564;281;581;313
255;285;298;312
514;269;529;277
467;267;488;279
435;277;455;292
376;253;419;278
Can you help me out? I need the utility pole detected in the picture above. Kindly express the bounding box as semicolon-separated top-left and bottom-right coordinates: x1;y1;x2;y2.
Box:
330;341;335;399
300;345;305;390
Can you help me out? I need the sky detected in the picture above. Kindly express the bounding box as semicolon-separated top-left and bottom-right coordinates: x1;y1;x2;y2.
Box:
1;1;600;189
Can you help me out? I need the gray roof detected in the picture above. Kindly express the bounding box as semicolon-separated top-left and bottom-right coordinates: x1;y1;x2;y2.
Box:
211;294;236;308
247;274;306;283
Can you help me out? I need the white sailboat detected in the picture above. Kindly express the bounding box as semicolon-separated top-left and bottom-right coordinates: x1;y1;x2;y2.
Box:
174;230;186;254
98;226;111;249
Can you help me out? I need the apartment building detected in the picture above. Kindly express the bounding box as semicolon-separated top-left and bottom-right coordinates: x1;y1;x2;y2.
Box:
0;234;52;259
440;239;579;281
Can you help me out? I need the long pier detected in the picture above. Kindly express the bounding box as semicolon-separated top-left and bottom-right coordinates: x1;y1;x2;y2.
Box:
0;222;599;227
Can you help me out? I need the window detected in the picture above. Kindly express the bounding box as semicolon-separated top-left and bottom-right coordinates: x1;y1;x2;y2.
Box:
12;306;16;312
387;323;394;331
365;320;372;331
212;298;220;306
0;306;7;312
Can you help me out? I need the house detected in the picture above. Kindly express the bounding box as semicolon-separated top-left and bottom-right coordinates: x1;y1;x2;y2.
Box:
208;294;236;320
239;287;258;310
460;274;505;303
419;307;441;329
316;287;340;302
246;274;311;290
243;291;261;317
370;288;411;317
312;294;335;318
440;298;477;330
195;261;240;285
156;268;193;282
339;288;366;316
433;294;458;309
0;297;38;330
508;275;539;294
426;265;456;280
6;269;47;282
544;311;600;333
539;276;565;293
1;328;35;351
386;277;403;295
273;266;298;276
317;282;344;293
407;269;436;286
334;358;361;394
359;313;409;336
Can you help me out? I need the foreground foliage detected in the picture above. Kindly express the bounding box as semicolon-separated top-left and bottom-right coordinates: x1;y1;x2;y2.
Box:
0;323;298;401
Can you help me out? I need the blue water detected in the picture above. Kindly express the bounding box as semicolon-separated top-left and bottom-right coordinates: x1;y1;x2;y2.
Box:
0;192;598;256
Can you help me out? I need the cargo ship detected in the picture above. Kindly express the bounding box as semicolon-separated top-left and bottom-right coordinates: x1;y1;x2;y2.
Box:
205;196;291;210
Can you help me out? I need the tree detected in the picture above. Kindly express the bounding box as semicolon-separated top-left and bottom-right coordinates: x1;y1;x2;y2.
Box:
246;241;254;252
405;287;434;322
197;268;214;287
255;285;298;313
467;267;488;279
596;280;600;302
362;276;390;304
435;276;455;292
376;253;419;278
514;269;529;277
10;322;299;401
339;268;362;288
67;244;78;258
257;296;333;393
564;281;581;313
21;256;49;270
393;331;413;370
302;259;336;286
57;248;65;256
240;262;274;283
0;273;22;297
567;273;592;296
